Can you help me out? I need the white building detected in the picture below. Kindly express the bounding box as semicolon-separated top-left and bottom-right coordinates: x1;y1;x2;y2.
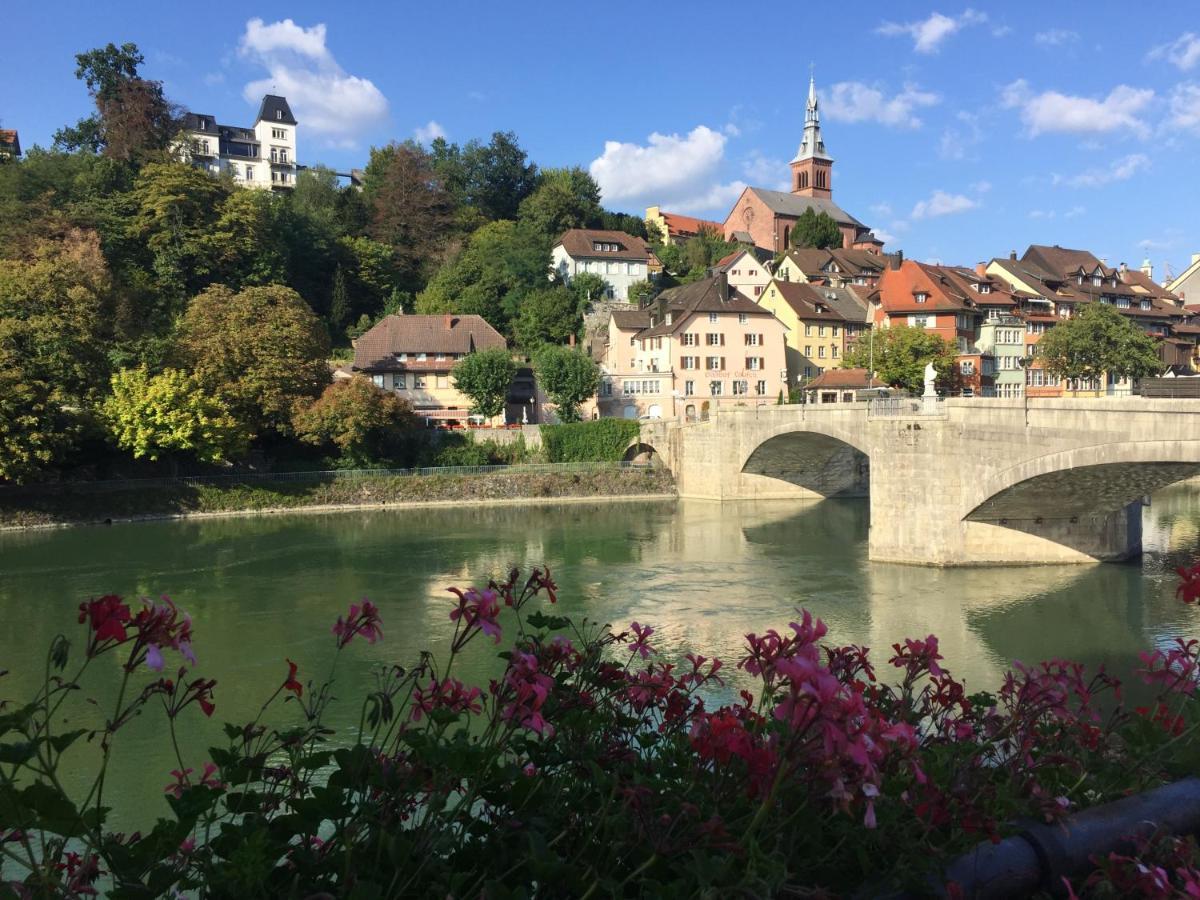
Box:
180;95;298;190
709;247;772;299
551;229;650;302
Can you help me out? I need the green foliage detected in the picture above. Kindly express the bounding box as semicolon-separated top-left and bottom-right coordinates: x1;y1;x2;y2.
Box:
535;346;600;423
790;207;843;250
292;376;418;466
842;325;958;393
0;355;77;483
203;189;288;289
429;131;538;222
599;210;649;239
627;279;658;306
329;264;350;331
517;166;603;238
363;141;455;291
1037;301;1164;383
514;286;580;350
103;366;248;463
569;271;610;306
174;284;331;436
451;348;518;419
540;417;640;462
656;228;741;281
415;220;548;334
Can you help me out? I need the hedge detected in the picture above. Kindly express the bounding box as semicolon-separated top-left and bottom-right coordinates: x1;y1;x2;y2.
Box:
540;418;641;462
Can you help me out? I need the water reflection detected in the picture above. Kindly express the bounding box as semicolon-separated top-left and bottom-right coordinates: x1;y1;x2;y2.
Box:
3;486;1200;828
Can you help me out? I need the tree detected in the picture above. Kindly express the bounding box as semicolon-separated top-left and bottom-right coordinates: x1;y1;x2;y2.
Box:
363;142;455;290
293;377;417;466
535;345;600;423
514;286;580;350
103;366;248;465
627;279;658;307
431;131;538;222
790;208;843;250
451;348;517;419
329;264;351;332
175;284;331;436
0;229;111;403
569;272;610;308
416;220;549;335
54;42;179;161
205;189;288;289
841;325;958;393
1037;302;1163;384
517;167;603;238
0;354;77;484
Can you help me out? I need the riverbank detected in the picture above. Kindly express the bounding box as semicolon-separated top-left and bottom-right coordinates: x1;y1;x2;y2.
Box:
0;467;676;530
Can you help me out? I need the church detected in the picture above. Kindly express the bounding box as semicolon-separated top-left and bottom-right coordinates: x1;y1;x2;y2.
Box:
722;78;883;255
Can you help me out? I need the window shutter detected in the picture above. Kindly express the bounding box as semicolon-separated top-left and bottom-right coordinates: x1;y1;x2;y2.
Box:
721;357;726;370
720;333;725;346
759;333;764;345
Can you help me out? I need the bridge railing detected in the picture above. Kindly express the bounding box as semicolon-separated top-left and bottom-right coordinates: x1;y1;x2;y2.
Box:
867;397;945;417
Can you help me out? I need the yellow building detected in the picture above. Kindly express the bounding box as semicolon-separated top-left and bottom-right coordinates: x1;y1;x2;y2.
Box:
756;279;846;386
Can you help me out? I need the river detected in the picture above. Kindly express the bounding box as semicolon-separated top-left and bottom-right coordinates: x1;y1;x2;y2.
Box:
3;486;1200;827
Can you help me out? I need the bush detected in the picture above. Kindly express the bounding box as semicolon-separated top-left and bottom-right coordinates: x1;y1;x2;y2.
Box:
6;566;1200;896
541;418;640;462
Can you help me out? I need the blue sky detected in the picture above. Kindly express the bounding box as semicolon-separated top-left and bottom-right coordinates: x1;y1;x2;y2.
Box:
4;0;1198;276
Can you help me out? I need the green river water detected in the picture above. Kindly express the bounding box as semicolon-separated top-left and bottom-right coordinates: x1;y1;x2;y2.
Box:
3;487;1200;828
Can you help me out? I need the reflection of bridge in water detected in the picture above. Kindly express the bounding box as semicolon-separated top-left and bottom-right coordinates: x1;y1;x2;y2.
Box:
635;398;1200;566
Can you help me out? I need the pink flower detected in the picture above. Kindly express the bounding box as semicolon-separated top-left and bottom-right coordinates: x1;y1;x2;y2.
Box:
523;763;537;777
629;622;655;659
332;600;383;648
448;588;503;644
164;768;194;799
145;644;164;672
283;659;303;697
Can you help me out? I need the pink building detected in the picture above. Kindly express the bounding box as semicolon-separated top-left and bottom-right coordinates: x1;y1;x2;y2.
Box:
595;274;788;420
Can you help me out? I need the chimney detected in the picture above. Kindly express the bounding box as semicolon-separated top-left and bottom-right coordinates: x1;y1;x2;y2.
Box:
1009;250;1017;261
715;271;730;302
975;262;987;277
568;333;576;348
443;314;453;330
1119;261;1128;274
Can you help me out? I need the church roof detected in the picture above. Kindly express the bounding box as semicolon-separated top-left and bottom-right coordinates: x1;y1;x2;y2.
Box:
746;188;863;227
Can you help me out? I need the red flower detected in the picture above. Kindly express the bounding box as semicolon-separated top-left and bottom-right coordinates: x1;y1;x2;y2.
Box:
283;659;303;697
629;622;655;659
332;600;383;648
77;595;131;650
1177;563;1200;604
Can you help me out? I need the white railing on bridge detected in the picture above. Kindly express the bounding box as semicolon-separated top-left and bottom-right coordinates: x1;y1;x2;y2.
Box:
867;397;946;418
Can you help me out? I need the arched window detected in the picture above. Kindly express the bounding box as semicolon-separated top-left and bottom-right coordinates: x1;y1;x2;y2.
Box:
783;226;791;247
797;171;808;190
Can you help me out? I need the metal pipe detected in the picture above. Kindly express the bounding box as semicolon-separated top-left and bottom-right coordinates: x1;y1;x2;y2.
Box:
935;778;1200;899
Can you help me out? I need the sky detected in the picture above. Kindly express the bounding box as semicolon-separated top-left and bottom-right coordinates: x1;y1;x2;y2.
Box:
4;0;1199;276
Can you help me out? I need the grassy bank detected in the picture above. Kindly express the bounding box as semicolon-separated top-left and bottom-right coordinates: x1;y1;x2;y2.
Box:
0;467;676;529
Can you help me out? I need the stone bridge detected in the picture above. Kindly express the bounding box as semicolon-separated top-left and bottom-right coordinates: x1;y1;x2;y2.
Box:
633;399;1200;566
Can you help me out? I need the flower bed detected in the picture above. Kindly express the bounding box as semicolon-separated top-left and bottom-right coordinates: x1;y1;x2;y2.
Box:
4;567;1200;896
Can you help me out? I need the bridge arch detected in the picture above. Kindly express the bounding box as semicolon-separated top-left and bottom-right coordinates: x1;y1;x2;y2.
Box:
739;420;871;498
962;441;1200;560
622;441;661;465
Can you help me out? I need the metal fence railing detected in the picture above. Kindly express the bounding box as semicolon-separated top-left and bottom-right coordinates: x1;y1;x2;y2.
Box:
0;461;655;495
867;397;946;418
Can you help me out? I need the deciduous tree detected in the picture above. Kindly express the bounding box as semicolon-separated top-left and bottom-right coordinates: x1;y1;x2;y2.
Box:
790;208;843;250
535;345;600;423
103;366;248;464
841;325;957;393
517;167;603;239
1037;301;1163;383
0;354;77;484
293;376;417;466
514;286;580;350
451;348;517;419
175;284;331;435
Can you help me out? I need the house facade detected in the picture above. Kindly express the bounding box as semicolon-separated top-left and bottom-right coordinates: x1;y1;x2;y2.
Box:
0;130;20;159
180;95;299;190
709;248;772;299
804;368;886;404
776;248;893;289
596;275;788;420
721;78;882;254
756;279;847;386
351;314;513;425
1168;253;1200;305
644;206;724;245
551;229;650;301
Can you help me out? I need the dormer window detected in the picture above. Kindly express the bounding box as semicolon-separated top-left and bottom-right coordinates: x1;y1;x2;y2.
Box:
915;292;928;304
1092;275;1102;286
1140;300;1151;310
276;110;282;120
665;313;673;325
1077;275;1083;285
975;283;991;294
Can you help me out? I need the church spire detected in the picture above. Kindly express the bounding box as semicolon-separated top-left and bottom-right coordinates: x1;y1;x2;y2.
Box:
789;70;833;199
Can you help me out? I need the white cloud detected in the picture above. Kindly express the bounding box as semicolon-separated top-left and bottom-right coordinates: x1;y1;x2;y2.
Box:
1052;153;1150;188
824;81;940;128
938;110;984;160
1028;209;1055;219
1065;205;1086;218
870;202;893;217
1000;79;1154;137
1167;82;1200;133
1148;33;1200;71
238;17;388;146
872;228;899;245
589;125;746;214
467;90;486;103
414;120;447;144
971;180;992;194
1034;29;1079;46
911;190;978;220
876;9;988;53
203;71;225;86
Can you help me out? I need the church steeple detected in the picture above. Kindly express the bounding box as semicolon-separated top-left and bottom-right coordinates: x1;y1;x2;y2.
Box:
790;73;833;199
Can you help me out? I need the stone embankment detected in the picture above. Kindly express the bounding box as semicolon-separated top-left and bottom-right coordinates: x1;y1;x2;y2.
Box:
0;466;675;529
